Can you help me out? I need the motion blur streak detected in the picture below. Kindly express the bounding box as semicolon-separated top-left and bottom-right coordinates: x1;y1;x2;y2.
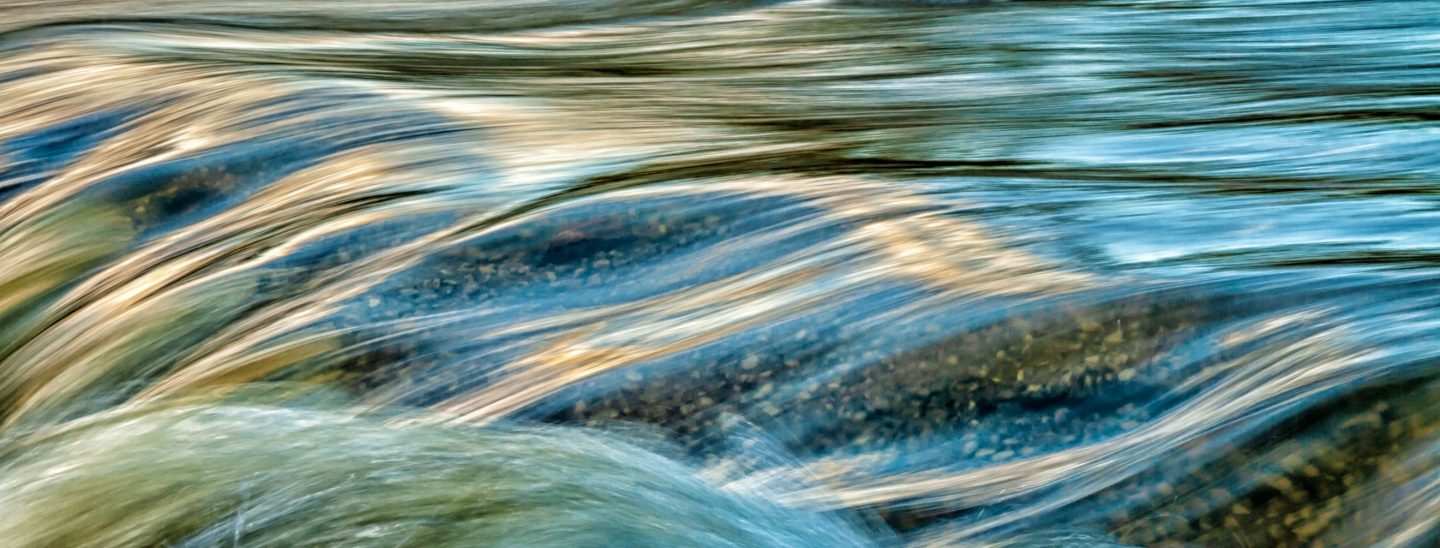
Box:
0;0;1438;546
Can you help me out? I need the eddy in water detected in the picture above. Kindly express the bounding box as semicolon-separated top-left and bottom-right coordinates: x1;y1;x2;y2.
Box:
1;0;1438;546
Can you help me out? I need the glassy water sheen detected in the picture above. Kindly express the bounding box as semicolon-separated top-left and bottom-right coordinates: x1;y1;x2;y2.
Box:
0;1;1437;546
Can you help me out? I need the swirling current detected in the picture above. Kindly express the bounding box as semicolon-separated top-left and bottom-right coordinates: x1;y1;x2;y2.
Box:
0;1;1438;546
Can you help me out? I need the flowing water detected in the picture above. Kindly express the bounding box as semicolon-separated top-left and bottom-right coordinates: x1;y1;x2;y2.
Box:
0;1;1438;546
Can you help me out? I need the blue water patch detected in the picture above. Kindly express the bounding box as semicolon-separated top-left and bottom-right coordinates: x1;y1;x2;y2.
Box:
0;105;146;198
0;66;53;85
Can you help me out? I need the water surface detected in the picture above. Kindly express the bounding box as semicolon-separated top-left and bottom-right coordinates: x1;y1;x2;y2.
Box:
0;1;1438;546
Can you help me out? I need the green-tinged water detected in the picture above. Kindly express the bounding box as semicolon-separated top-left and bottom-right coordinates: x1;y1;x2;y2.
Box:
1;1;1439;546
0;389;875;547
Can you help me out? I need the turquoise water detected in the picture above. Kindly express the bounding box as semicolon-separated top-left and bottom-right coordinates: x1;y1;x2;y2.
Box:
0;1;1438;545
